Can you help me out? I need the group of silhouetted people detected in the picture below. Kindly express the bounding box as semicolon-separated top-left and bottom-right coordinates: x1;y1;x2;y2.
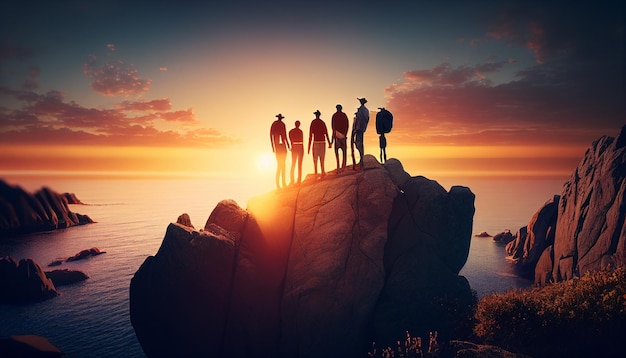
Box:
270;97;373;189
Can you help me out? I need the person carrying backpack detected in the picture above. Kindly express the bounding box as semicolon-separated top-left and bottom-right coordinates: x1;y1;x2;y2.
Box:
375;107;393;163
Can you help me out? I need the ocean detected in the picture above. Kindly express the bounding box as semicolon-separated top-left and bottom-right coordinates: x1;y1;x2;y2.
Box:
0;174;566;357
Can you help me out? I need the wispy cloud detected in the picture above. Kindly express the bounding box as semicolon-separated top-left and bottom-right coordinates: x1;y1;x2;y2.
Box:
0;88;234;148
0;44;236;148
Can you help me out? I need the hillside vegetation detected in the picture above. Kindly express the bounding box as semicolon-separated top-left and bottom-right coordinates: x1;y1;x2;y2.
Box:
474;266;626;357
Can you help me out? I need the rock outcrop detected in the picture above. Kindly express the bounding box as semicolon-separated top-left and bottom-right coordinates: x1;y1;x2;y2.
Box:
0;180;93;238
65;247;106;262
45;269;89;286
552;126;626;280
0;256;58;303
0;335;65;357
505;195;559;279
508;126;626;284
130;155;476;357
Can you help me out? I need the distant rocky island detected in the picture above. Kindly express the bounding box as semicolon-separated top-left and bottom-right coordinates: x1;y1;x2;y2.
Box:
0;180;93;238
502;125;625;285
130;155;476;357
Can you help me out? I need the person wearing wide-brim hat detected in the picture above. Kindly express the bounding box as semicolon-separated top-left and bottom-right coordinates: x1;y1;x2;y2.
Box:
353;97;370;169
270;113;290;189
307;110;332;179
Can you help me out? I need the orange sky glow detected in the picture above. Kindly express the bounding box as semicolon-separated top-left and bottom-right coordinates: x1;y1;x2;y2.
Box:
1;1;623;193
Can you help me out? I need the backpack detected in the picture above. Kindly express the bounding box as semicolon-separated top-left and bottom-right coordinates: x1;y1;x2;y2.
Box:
376;108;393;134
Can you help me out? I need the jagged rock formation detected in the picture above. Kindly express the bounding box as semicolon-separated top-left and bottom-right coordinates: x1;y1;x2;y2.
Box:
0;256;58;303
130;155;476;357
505;195;559;279
552;126;626;280
509;126;626;285
0;180;93;238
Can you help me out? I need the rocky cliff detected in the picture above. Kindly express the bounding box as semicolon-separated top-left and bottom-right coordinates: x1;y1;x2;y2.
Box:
507;126;626;285
0;256;58;303
0;180;93;238
130;155;476;357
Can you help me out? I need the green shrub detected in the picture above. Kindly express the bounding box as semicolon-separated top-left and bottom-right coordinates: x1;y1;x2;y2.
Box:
474;267;626;357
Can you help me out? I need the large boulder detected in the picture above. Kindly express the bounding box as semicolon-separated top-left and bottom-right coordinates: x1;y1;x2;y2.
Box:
508;126;626;285
45;269;89;286
505;195;559;279
0;256;58;303
130;155;476;357
0;180;93;238
552;125;626;280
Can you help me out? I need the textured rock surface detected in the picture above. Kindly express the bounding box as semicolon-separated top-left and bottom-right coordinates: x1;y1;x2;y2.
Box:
507;126;626;285
0;180;93;238
130;155;475;357
552;126;626;280
0;256;58;303
505;195;559;279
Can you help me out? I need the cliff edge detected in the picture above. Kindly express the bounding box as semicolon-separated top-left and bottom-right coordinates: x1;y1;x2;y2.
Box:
130;155;476;357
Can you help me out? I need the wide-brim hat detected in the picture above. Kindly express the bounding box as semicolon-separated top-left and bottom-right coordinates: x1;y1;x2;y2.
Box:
357;97;367;104
276;113;284;119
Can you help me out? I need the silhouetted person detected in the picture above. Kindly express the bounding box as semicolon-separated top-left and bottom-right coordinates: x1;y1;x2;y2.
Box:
354;97;369;169
376;107;393;163
270;113;290;189
289;120;304;185
350;112;357;170
307;110;332;178
331;104;349;173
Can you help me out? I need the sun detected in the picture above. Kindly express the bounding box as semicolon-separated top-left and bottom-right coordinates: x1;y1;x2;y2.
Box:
256;152;275;172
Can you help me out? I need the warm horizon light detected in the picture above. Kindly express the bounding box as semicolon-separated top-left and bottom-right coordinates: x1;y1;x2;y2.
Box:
0;1;623;183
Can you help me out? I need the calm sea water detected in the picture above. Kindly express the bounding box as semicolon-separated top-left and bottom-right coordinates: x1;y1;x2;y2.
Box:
0;175;566;357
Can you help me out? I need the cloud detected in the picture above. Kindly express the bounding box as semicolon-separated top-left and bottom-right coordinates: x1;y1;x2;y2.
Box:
117;99;172;112
160;109;195;122
83;54;151;96
0;88;235;148
385;2;624;147
159;67;168;72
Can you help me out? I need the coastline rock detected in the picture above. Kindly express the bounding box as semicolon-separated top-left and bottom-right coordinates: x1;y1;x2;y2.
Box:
0;256;58;304
474;231;492;237
60;192;84;205
0;180;93;238
493;230;514;244
552;125;626;280
130;155;476;357
65;247;106;262
0;335;65;357
175;213;194;229
45;269;89;286
505;195;559;279
508;126;626;284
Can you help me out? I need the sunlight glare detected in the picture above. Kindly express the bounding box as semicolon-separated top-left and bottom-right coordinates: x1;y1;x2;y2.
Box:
256;152;275;172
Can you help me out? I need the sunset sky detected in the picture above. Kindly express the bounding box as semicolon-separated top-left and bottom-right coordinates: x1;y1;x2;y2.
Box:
1;0;624;184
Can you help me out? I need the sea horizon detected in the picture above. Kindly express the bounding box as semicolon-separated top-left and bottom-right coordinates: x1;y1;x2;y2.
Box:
0;171;566;356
